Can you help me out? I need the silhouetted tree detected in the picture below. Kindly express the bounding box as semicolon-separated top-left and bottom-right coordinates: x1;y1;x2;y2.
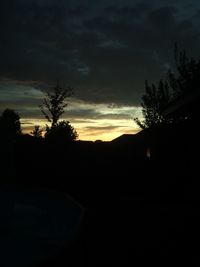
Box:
135;44;200;129
0;109;21;139
168;43;200;97
134;80;171;129
40;81;78;142
40;81;73;128
0;109;21;178
31;125;43;138
45;121;78;142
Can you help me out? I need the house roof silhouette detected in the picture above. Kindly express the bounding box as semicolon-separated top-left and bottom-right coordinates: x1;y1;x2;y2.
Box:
162;88;200;119
111;134;136;144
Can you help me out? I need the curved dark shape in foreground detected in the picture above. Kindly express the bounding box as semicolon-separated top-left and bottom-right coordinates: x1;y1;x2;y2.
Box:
0;187;84;267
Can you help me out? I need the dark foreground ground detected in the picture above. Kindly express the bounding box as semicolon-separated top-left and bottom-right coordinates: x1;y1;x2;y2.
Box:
0;136;199;266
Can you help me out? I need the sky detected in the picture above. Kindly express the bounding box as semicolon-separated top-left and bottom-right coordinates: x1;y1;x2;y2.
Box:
1;0;200;141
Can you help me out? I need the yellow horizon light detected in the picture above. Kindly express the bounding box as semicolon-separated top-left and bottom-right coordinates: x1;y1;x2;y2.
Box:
21;117;140;141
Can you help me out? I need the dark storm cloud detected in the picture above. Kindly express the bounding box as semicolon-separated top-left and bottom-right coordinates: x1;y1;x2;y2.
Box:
1;0;200;106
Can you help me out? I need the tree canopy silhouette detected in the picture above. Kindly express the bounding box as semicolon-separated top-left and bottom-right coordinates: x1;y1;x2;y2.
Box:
168;44;200;97
134;44;199;129
40;81;73;128
134;80;171;129
30;125;43;138
0;109;21;140
45;121;78;143
40;81;78;142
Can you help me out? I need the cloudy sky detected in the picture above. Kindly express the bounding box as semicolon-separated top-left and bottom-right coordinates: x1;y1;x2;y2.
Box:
1;0;200;140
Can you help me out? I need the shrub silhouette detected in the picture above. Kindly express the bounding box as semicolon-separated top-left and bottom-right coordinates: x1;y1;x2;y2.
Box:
45;121;78;143
30;125;43;138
